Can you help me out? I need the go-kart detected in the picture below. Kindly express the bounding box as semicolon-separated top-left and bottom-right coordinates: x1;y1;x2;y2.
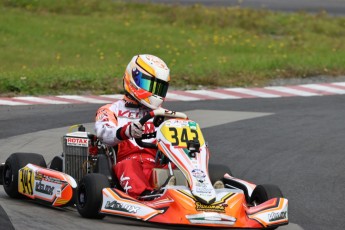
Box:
0;109;288;229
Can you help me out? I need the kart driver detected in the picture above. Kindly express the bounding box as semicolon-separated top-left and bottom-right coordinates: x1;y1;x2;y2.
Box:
94;54;175;198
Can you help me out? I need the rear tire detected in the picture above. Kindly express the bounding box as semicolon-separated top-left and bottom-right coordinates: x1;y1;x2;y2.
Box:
250;184;284;205
77;173;110;219
49;155;63;172
3;152;46;198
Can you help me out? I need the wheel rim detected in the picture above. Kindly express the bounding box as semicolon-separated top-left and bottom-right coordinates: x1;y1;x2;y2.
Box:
78;184;87;208
251;195;264;206
3;164;12;187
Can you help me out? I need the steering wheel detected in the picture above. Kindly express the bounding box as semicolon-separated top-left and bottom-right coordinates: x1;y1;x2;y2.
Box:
135;109;188;149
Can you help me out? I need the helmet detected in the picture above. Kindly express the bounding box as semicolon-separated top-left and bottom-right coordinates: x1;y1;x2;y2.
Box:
123;54;170;109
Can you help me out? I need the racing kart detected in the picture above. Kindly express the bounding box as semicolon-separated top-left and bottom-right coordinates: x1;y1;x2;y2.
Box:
0;109;288;229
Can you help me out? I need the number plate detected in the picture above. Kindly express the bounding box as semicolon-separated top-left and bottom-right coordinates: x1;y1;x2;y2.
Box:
19;166;35;196
160;119;205;147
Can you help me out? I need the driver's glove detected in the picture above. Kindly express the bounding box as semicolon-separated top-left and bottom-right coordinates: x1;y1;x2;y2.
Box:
116;121;143;140
124;122;143;139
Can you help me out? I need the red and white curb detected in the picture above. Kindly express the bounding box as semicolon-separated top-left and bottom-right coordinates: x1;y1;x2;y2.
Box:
1;82;345;106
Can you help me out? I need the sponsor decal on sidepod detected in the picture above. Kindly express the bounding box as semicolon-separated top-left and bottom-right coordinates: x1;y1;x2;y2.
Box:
105;200;140;214
268;211;288;222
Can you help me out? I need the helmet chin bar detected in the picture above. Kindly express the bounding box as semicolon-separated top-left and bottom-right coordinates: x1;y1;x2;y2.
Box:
122;93;140;108
140;95;163;110
124;91;163;110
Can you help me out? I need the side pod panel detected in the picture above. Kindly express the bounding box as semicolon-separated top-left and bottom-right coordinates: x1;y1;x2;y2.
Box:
18;164;77;207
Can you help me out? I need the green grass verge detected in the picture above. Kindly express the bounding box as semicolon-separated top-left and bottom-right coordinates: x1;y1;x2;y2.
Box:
1;0;345;96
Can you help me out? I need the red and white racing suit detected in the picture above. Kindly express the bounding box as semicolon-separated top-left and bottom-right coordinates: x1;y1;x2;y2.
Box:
95;96;158;198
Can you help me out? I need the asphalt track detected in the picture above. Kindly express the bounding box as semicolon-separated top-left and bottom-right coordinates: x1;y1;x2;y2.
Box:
1;94;345;230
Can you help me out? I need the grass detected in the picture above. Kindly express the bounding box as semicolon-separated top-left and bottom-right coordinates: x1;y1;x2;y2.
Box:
0;0;345;96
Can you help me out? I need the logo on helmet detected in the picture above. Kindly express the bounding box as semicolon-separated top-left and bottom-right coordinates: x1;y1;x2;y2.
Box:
146;55;168;70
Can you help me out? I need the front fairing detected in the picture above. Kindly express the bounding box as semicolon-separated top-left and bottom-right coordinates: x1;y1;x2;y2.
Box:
149;187;242;226
100;187;288;228
156;188;288;228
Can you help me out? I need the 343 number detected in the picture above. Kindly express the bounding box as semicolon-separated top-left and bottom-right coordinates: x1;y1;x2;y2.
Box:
19;168;34;195
169;127;198;146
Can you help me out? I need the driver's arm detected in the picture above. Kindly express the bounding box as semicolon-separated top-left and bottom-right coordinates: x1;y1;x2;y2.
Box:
95;104;143;146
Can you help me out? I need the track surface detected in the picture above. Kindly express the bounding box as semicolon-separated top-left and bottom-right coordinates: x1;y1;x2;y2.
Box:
1;95;345;230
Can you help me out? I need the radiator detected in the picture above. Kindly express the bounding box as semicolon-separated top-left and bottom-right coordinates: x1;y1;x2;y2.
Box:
63;131;90;184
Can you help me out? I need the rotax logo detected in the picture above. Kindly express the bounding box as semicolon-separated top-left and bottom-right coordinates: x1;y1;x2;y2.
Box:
66;137;89;147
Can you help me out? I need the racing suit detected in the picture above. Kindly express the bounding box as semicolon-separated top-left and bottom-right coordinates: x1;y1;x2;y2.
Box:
95;96;157;198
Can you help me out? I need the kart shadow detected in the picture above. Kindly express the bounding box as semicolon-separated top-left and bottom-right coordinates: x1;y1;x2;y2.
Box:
102;215;241;230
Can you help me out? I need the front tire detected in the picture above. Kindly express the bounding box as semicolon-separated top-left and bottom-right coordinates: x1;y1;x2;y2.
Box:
250;184;284;205
3;152;46;198
77;173;110;219
208;163;232;184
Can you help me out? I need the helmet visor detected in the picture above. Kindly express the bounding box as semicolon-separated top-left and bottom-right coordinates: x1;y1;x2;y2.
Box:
133;69;169;98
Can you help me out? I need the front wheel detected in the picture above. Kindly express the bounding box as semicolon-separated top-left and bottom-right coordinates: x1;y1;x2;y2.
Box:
250;184;284;206
77;173;110;219
208;163;233;184
3;152;46;198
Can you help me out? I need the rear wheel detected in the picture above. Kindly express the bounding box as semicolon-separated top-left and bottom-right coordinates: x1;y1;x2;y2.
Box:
250;184;284;205
77;173;110;219
49;155;63;172
3;152;46;198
